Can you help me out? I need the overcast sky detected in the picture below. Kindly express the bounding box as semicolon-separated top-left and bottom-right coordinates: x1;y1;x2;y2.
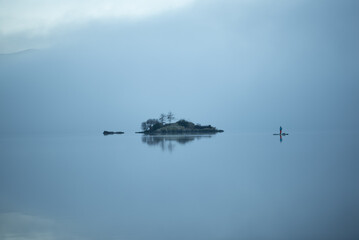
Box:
0;0;358;134
0;0;195;53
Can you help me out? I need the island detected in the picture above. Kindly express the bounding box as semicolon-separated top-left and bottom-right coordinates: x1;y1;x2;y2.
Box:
103;131;124;135
136;113;223;135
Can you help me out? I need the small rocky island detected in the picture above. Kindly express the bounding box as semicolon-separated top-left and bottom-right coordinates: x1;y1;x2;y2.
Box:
103;131;124;135
137;112;223;135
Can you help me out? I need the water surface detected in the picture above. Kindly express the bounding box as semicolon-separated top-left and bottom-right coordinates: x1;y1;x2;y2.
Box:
1;133;358;240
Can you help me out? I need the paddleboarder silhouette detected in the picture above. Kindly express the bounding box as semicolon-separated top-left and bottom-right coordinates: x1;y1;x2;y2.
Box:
273;126;288;142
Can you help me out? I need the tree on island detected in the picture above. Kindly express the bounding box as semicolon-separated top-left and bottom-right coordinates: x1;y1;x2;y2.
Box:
167;112;175;123
141;122;148;131
141;119;160;131
159;113;166;124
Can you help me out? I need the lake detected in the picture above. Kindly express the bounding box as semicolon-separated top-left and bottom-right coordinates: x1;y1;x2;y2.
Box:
1;132;358;240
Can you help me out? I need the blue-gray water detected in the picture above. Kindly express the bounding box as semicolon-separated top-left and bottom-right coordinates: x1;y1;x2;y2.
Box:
1;132;358;240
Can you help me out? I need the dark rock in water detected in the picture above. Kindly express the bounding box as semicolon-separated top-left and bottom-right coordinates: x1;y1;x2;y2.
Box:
103;131;124;135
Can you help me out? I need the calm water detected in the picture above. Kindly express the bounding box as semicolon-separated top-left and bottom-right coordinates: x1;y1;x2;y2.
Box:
1;132;358;240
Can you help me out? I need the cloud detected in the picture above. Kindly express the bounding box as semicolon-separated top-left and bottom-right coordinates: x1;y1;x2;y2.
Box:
0;0;194;36
0;0;194;52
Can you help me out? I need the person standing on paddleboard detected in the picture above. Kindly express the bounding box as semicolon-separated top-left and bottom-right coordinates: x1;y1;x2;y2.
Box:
280;126;282;135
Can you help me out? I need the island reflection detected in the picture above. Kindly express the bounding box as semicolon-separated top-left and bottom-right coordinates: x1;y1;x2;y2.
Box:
141;134;214;152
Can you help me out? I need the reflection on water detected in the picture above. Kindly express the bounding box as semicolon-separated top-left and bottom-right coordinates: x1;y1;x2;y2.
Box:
142;134;213;151
0;212;62;240
1;133;358;240
273;134;288;142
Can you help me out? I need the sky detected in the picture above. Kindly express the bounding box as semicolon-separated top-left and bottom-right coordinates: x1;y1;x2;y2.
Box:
0;0;195;52
0;0;359;135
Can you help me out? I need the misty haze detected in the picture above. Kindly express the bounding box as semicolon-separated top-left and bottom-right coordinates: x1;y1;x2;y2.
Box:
0;0;358;240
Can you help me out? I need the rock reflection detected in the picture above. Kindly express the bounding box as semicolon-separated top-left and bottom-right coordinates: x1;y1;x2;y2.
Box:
141;135;214;152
